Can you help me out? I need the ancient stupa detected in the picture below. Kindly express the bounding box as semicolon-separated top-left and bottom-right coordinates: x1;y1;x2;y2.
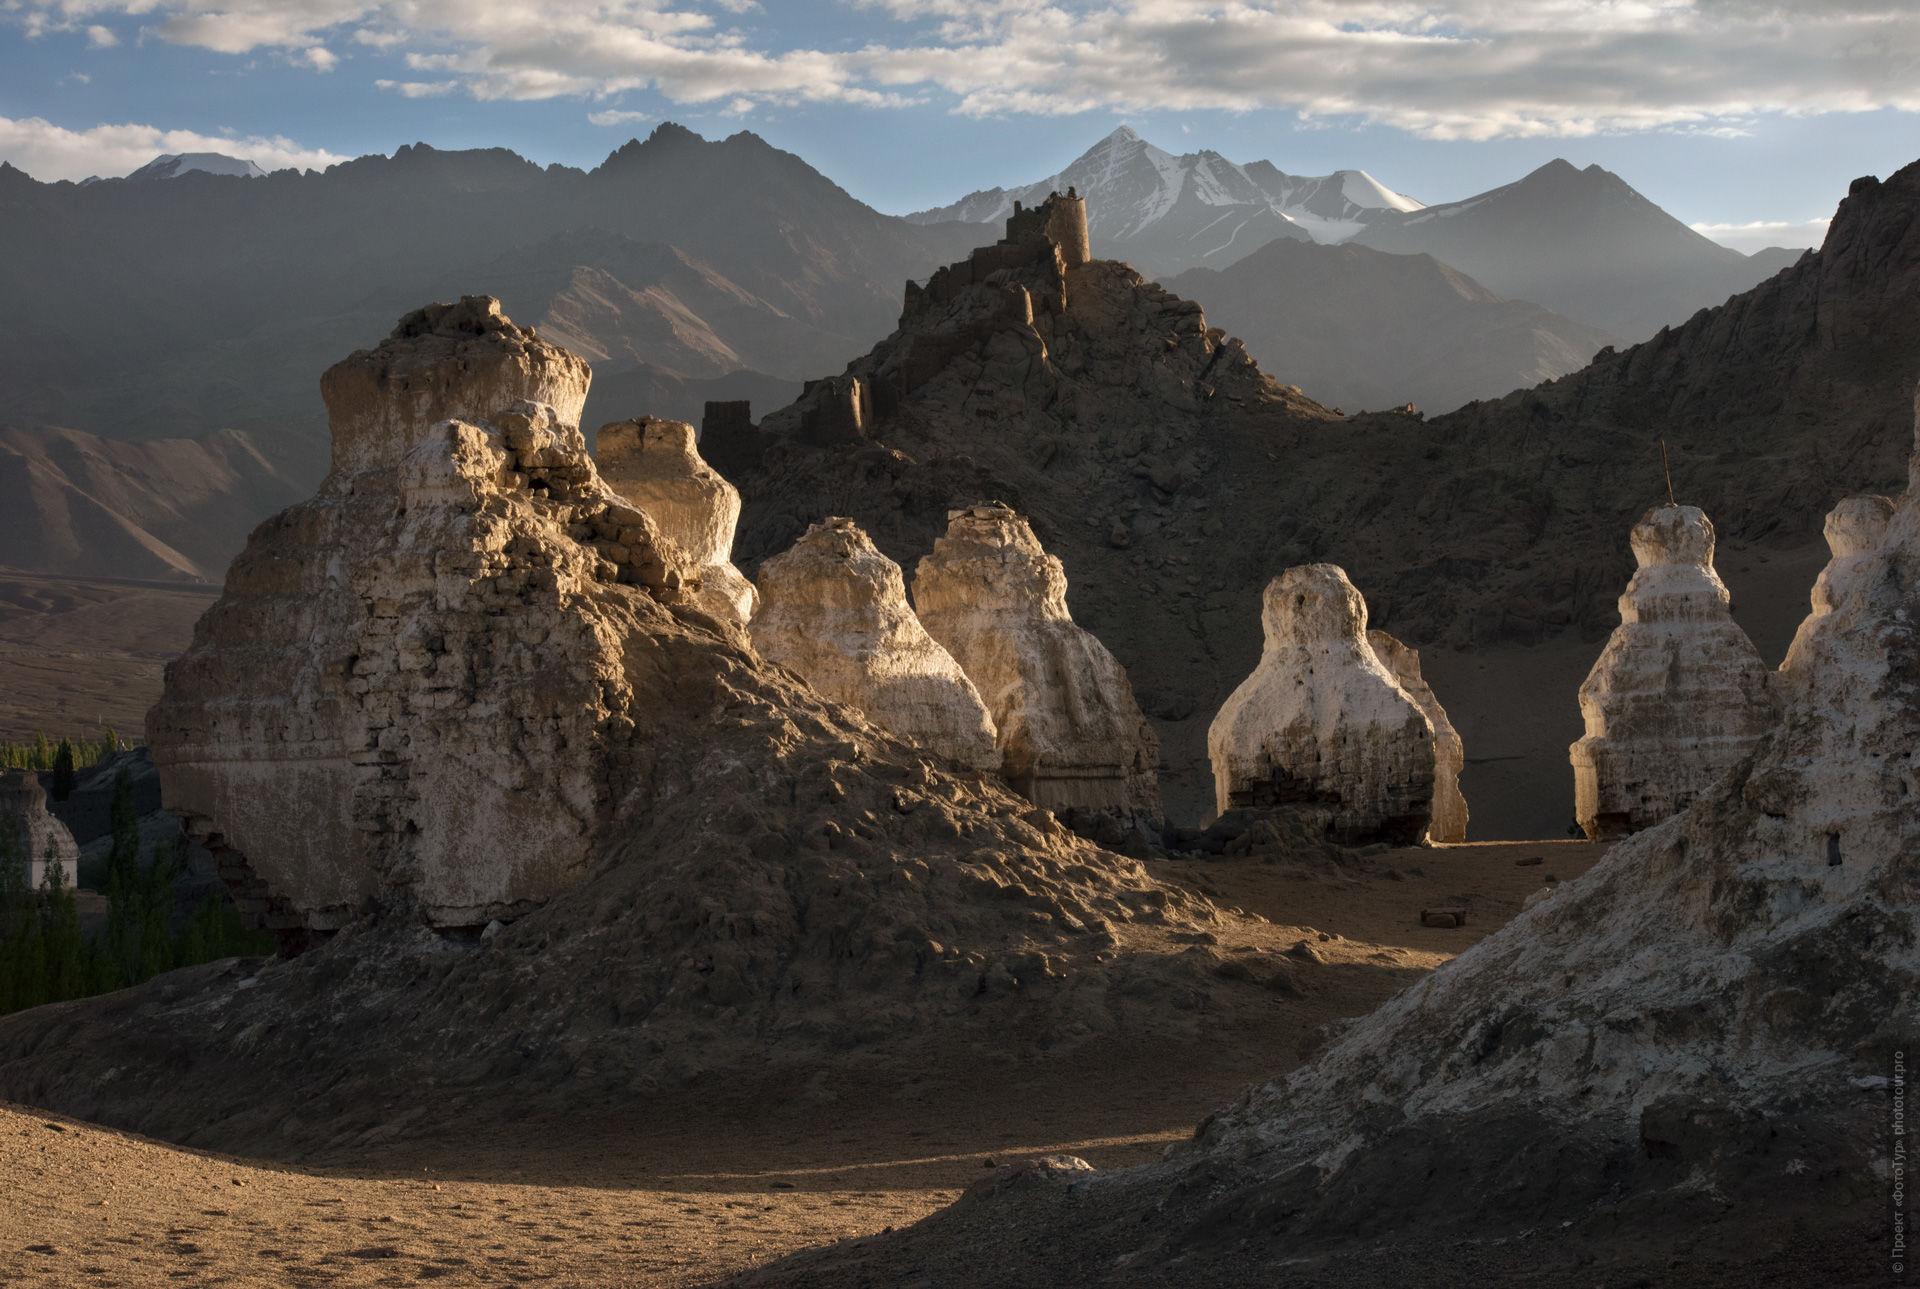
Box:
1368;630;1468;843
0;769;80;888
595;415;757;624
912;503;1161;822
147;297;706;933
1780;492;1896;682
1208;564;1436;845
751;517;999;771
1569;503;1774;839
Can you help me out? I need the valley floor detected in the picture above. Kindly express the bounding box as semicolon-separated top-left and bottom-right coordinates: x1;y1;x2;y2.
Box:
1;840;1605;1288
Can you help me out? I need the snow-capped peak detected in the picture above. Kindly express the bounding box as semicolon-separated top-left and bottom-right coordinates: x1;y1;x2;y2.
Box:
127;152;269;182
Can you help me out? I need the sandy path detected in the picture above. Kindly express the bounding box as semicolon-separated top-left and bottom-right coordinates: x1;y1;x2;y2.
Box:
1;840;1606;1288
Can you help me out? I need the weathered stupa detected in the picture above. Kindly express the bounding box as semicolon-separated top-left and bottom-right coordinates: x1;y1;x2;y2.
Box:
0;769;80;888
1208;565;1435;845
1780;492;1896;682
1569;503;1774;839
1368;630;1468;843
595;415;757;624
751;516;999;770
912;503;1161;824
147;297;708;933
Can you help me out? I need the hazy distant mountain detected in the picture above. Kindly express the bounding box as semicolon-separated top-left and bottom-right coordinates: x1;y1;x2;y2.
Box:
1166;239;1616;415
125;152;269;182
908;126;1421;277
1352;159;1793;343
0;124;978;488
0;426;307;582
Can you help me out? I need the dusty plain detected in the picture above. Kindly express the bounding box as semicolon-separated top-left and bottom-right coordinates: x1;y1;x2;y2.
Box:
1;839;1605;1287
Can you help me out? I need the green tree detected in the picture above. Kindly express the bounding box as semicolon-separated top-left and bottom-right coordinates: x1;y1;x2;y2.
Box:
31;732;51;769
50;740;76;801
37;838;84;1002
0;816;37;1014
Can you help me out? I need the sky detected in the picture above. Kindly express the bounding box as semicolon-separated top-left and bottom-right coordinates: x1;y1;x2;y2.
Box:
2;1;1916;254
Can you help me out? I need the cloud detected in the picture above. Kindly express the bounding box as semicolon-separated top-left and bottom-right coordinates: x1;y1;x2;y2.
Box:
85;24;116;47
1691;216;1831;253
301;46;338;71
9;0;1919;138
587;108;655;126
0;114;348;182
375;78;456;98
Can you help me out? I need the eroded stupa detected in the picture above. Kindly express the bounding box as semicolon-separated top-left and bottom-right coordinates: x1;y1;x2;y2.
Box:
1569;503;1774;840
147;297;707;933
1208;565;1435;845
0;769;80;888
595;415;757;624
912;503;1161;823
1780;492;1896;682
1368;630;1468;843
751;517;999;771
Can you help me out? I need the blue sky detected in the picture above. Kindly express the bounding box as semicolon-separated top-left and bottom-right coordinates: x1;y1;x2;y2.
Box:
4;1;1916;252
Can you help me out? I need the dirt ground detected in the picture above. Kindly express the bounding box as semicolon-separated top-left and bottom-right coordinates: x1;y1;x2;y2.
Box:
0;839;1606;1288
0;569;216;745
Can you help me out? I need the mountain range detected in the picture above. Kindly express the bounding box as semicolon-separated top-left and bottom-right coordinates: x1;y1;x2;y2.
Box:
919;128;1798;345
909;125;1420;275
1163;239;1618;414
0;124;979;470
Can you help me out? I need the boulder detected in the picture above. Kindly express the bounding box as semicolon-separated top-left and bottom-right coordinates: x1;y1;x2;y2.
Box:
147;298;709;934
912;503;1161;822
1208;565;1436;845
0;769;80;889
1569;504;1775;840
751;517;999;771
1368;629;1468;843
595;416;757;624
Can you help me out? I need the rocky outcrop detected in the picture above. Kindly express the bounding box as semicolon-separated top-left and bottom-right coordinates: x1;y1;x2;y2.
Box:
0;769;80;888
1368;629;1467;843
751;516;998;770
913;504;1161;826
1569;504;1774;840
147;297;709;933
1207;565;1435;845
595;415;757;623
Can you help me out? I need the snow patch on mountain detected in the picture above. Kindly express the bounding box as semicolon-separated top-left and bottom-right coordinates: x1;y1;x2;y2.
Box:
908;128;1422;276
126;152;269;182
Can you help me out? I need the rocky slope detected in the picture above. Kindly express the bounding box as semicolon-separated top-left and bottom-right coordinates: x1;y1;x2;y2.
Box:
732;393;1920;1289
0;424;311;583
1165;238;1616;415
726;157;1920;831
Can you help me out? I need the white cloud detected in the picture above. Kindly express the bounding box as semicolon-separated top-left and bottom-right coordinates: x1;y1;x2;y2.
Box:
1692;216;1831;254
85;24;116;47
301;45;337;71
0;114;348;182
587;108;655;126
8;0;1919;137
374;78;456;98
